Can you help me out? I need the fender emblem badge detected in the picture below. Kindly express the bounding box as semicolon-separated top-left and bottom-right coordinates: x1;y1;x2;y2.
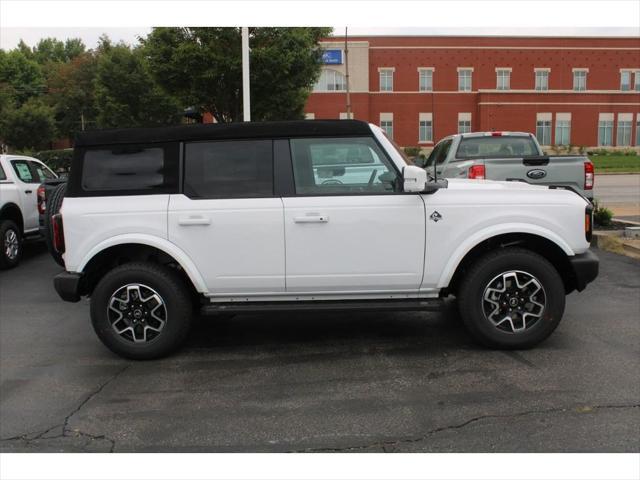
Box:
430;211;443;222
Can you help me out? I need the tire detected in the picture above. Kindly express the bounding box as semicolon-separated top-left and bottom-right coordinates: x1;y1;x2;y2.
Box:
0;220;23;270
44;183;66;267
90;262;193;360
457;248;565;349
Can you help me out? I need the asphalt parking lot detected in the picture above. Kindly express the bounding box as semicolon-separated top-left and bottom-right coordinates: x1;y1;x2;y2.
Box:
0;243;638;453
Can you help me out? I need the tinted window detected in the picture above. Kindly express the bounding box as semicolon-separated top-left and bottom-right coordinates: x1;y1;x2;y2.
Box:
456;136;539;159
184;140;273;199
11;161;35;183
81;146;170;192
290;137;399;195
0;164;6;181
436;140;452;165
30;161;56;182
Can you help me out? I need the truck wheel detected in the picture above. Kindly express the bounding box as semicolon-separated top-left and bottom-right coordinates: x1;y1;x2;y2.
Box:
0;220;23;269
44;183;66;267
457;248;565;349
90;262;193;360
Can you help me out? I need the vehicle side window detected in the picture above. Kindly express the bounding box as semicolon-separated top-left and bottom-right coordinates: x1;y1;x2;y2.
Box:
29;161;56;182
80;145;177;194
425;143;441;168
0;164;6;181
435;140;452;165
184;140;273;199
11;161;35;183
290;137;399;195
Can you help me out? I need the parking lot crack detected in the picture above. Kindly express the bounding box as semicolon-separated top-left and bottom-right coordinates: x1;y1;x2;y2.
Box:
291;403;640;452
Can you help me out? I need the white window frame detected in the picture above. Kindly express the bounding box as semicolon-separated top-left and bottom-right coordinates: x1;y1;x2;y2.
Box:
313;69;347;92
378;68;394;92
418;67;434;92
457;67;473;92
305;113;315;120
419;112;433;143
636;113;640;146
496;68;511;90
598;113;614;146
380;112;393;139
620;70;632;91
555;113;571;146
536;113;552;146
339;112;353;120
616;113;633;146
535;68;550;91
458;112;472;134
572;68;588;91
635;71;640;92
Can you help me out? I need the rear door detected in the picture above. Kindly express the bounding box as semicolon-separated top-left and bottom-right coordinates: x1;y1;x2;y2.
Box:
9;159;41;232
168;139;285;296
282;136;425;294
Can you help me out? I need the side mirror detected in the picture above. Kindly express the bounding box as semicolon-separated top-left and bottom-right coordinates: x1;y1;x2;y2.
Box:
402;165;427;193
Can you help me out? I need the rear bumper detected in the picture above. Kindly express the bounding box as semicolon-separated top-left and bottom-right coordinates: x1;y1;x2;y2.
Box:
54;271;83;303
569;250;599;292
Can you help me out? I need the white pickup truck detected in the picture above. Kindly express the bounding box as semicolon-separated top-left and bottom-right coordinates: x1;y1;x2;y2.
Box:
418;132;594;200
0;154;57;268
51;120;598;359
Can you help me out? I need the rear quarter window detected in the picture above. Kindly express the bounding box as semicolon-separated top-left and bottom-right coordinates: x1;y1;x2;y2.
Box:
0;164;6;181
456;136;539;159
72;143;179;196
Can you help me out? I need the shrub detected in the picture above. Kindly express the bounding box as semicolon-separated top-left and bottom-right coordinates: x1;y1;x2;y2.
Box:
35;148;73;172
404;146;422;158
592;199;613;227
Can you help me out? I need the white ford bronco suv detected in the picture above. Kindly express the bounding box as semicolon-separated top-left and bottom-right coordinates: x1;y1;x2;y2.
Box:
52;120;598;359
0;154;57;268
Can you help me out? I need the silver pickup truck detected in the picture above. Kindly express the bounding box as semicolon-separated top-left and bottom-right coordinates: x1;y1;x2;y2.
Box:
418;132;594;199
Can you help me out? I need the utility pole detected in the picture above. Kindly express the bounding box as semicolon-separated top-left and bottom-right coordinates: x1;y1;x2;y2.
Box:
344;27;351;119
80;112;85;131
242;27;251;122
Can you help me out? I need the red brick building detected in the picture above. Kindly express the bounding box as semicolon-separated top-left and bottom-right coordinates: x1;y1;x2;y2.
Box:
305;36;640;148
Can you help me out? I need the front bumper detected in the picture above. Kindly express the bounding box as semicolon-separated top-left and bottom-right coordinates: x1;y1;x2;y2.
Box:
54;271;83;303
569;250;599;292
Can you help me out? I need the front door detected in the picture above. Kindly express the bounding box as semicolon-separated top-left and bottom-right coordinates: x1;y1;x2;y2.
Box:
282;136;426;294
168;139;285;296
10;159;41;232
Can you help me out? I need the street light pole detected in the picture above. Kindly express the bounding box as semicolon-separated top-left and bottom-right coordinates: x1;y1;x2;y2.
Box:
242;27;251;122
344;27;351;119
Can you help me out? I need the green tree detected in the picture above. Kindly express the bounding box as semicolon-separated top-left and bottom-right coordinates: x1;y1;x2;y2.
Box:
142;27;331;123
94;42;182;128
0;98;56;151
31;37;86;64
0;49;46;105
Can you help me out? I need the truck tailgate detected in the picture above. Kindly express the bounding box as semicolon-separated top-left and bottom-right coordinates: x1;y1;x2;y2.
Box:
483;156;586;192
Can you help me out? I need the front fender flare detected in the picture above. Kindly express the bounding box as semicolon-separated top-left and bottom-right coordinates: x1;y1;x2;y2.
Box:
76;234;208;293
437;223;575;289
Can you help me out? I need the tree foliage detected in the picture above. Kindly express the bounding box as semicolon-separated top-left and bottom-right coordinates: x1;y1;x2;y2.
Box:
142;27;331;122
93;42;182;128
0;98;56;151
0;49;46;105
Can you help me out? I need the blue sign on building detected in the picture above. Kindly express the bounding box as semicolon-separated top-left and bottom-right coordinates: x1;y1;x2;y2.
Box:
322;49;343;65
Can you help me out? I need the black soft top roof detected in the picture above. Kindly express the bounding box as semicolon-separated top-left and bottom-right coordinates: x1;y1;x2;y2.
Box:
74;119;372;147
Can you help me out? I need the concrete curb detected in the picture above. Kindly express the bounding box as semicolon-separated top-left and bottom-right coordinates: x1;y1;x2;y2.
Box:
592;231;640;260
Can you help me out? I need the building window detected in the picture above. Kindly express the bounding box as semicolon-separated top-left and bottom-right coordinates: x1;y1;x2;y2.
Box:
573;69;587;91
636;116;640;146
380;113;393;139
313;69;346;92
620;71;632;91
458;113;472;134
555;114;571;146
379;68;394;92
419;113;433;142
535;69;549;91
418;68;433;92
496;69;511;90
617;114;633;146
536;113;552;146
458;68;473;92
635;72;640;92
305;113;315;120
598;114;614;146
339;112;353;119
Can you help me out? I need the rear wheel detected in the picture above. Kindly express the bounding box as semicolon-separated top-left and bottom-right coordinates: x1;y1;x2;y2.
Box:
90;262;193;359
0;220;22;269
457;248;565;349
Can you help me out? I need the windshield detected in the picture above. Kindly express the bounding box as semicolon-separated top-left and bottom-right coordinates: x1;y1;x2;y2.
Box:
456;136;539;159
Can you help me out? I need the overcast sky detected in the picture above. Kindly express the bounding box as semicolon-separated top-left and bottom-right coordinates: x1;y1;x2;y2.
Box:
1;27;637;50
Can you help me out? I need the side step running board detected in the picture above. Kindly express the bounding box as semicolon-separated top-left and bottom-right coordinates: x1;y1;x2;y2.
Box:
201;299;445;315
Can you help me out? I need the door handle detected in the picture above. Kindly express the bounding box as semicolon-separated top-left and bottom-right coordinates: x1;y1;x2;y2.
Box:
178;215;211;226
25;190;32;194
293;215;329;223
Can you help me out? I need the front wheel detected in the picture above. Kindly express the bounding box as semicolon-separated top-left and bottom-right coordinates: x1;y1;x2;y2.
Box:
90;262;193;359
457;248;566;349
0;220;23;270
